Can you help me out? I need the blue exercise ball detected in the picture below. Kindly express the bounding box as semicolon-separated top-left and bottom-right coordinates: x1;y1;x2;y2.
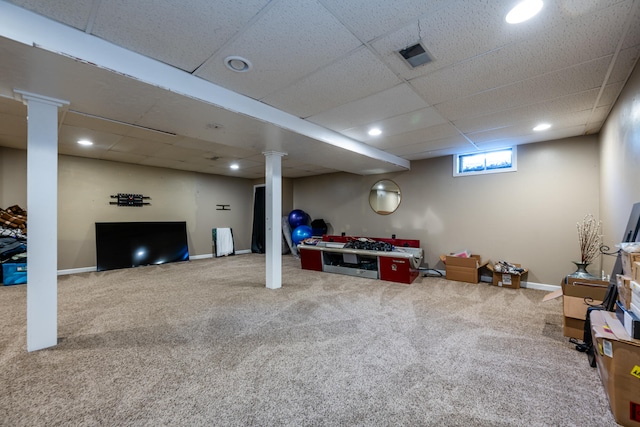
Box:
288;209;309;228
291;225;312;245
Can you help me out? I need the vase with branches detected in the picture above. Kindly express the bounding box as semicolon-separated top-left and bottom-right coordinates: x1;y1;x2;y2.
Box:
570;214;602;279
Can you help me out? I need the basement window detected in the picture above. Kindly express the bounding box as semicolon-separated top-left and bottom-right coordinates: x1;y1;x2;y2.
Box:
453;147;517;177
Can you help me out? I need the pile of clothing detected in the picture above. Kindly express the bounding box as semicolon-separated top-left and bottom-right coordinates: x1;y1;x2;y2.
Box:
1;205;27;238
1;205;27;284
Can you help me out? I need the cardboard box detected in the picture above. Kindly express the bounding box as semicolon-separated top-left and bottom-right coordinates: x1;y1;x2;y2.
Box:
632;281;640;306
621;251;640;278
561;277;609;339
617;274;633;310
445;254;487;283
563;316;588;342
590;310;640;426
486;263;527;289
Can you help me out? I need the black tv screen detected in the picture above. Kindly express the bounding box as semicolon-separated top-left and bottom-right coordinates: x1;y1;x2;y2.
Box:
95;221;189;271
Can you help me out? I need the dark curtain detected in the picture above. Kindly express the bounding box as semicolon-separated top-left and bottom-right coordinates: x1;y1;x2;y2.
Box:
251;186;266;253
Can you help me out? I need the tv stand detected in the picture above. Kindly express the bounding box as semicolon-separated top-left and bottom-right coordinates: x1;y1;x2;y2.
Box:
298;235;423;284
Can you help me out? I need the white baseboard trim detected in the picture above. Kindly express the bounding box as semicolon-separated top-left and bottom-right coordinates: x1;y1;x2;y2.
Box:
57;250;255;275
57;267;96;275
422;270;561;292
521;282;561;292
192;249;252;259
189;253;213;260
481;274;560;291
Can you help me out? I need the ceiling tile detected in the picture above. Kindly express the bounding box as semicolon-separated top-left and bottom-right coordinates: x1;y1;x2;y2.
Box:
151;145;209;161
414;51;612;109
63;112;134;136
307;83;429;131
621;4;640;49
6;0;94;30
475;124;591;149
432;57;615;122
453;88;601;134
341;107;448;142
108;137;172;156
1;45;167;126
138;92;268;148
139;157;187;169
609;45;640;83
370;0;519;80
91;0;270;72
319;0;452;42
124;127;179;144
372;123;462;150
58;125;123;150
409;3;636;106
262;46;401;118
172;137;259;159
386;135;469;157
99;150;149;164
466;109;598;143
194;0;363;100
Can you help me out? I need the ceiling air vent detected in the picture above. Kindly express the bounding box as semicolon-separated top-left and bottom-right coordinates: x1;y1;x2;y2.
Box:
398;43;432;68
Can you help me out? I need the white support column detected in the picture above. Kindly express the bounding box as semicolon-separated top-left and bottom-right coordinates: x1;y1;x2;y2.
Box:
263;151;286;289
15;90;69;352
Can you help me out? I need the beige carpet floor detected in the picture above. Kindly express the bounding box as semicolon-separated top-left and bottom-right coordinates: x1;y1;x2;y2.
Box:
0;254;617;426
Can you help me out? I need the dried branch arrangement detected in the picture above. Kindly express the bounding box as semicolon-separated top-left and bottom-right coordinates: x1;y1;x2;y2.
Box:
576;214;602;264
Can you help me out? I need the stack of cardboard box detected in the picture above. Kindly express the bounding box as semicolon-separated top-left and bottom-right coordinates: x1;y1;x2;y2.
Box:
443;254;487;284
590;310;640;426
561;276;609;340
615;259;640;341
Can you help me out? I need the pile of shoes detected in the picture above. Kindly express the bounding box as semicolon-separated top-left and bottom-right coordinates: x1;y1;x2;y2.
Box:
493;260;526;275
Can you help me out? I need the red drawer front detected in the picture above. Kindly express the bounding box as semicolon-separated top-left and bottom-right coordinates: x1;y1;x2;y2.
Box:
299;248;323;271
379;256;417;284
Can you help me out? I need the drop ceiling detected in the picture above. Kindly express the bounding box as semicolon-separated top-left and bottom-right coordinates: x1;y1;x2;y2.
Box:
0;0;639;179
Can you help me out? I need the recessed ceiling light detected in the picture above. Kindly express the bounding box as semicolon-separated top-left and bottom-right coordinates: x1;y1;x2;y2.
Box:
230;163;240;170
506;0;543;24
77;139;93;146
224;56;252;73
368;128;382;136
533;123;551;131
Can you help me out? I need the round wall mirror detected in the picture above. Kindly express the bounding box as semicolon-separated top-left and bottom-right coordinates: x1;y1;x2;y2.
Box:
369;179;401;215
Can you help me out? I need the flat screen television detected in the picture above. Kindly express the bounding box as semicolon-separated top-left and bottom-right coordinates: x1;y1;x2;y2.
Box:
95;221;189;271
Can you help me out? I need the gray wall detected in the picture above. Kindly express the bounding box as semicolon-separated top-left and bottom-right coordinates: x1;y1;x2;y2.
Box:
293;136;601;285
